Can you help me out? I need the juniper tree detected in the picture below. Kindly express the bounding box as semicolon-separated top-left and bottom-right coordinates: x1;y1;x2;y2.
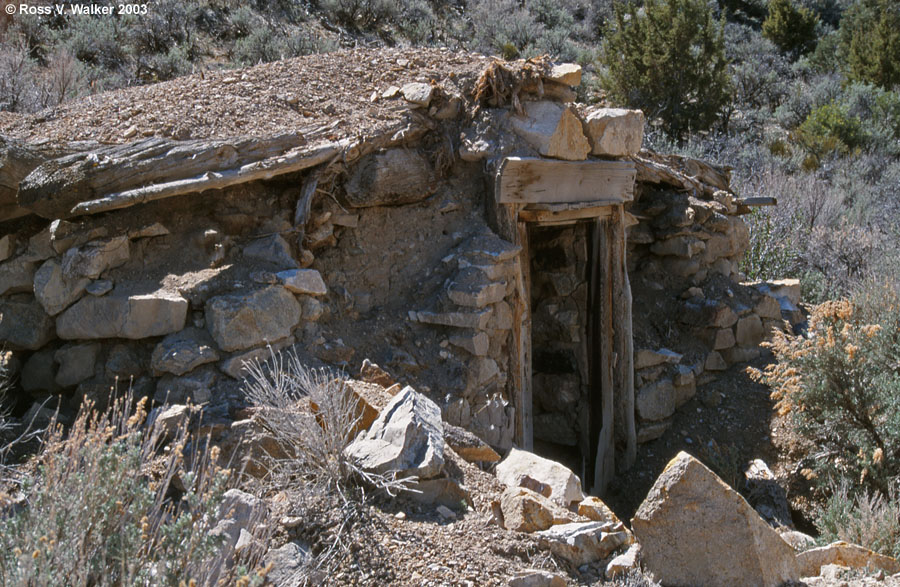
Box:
839;0;900;89
762;0;819;58
600;0;732;139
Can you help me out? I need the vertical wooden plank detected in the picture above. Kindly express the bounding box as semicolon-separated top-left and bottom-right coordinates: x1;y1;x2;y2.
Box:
575;223;592;482
487;170;531;449
593;216;615;494
516;220;533;451
487;164;519;242
616;206;637;469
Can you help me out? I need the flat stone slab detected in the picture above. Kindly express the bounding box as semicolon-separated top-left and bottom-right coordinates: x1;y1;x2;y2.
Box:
56;288;188;340
277;268;326;295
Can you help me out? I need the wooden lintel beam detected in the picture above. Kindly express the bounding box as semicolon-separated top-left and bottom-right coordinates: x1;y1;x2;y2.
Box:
497;157;635;205
519;205;612;225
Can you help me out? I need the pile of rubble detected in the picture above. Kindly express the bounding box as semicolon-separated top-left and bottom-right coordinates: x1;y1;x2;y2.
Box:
201;378;900;585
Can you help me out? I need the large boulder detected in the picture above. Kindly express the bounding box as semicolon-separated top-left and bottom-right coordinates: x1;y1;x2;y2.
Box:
205;286;301;352
583;107;644;157
495;447;585;508
343;386;444;479
56;288;188;339
632;451;800;586
344;149;437;208
509;101;591;161
0;298;56;350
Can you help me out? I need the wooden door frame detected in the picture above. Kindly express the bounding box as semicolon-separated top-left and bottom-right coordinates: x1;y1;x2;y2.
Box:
491;157;637;495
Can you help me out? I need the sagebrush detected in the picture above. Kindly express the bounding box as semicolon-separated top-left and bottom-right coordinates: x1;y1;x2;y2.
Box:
0;393;263;586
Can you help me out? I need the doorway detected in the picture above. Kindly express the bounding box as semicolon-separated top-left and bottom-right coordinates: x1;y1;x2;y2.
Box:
528;223;593;484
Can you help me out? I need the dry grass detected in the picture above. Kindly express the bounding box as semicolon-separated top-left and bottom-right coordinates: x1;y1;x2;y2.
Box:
816;480;900;558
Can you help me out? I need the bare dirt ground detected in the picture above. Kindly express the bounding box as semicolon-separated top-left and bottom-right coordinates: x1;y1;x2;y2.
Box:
0;48;490;146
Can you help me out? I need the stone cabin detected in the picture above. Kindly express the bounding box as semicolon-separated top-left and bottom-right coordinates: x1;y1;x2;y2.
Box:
0;49;799;494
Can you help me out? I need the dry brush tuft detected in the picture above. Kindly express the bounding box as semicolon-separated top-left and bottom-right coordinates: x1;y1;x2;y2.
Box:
240;348;416;581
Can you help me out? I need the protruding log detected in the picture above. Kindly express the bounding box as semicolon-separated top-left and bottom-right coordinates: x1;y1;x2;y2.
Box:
0;137;88;221
17;133;324;219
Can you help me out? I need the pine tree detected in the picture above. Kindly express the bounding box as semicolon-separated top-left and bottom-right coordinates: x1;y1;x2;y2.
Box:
600;0;732;139
762;0;819;57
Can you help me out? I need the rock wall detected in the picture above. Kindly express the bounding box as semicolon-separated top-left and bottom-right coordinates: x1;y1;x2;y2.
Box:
625;179;804;442
0;56;804;463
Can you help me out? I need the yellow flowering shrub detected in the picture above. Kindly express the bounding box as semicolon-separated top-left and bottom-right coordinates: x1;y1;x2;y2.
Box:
750;288;900;495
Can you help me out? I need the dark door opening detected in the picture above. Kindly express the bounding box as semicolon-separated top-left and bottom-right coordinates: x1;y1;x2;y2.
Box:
528;223;593;484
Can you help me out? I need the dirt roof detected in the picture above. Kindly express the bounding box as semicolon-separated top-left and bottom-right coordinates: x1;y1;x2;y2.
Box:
0;48;491;145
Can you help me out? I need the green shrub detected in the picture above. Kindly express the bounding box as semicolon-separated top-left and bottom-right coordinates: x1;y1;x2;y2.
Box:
762;0;819;57
470;0;543;58
750;290;900;496
0;37;40;112
843;82;900;156
396;0;438;45
802;28;842;74
839;0;900;89
795;101;863;163
740;208;802;281
137;45;193;83
600;0;732;139
727;24;790;112
61;17;129;71
234;27;286;65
